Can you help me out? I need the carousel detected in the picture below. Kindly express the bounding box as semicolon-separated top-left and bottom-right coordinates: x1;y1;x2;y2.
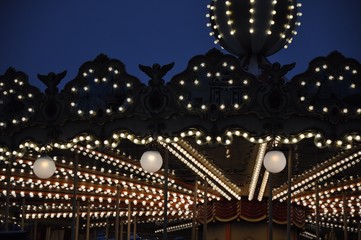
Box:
0;0;360;239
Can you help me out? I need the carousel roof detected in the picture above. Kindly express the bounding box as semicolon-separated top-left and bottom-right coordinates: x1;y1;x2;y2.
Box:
0;48;361;236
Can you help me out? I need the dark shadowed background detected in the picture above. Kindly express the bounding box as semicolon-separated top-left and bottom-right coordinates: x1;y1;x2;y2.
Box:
0;0;360;89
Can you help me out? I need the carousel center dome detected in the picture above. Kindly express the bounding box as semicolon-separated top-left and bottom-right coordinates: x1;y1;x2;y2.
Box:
208;0;301;71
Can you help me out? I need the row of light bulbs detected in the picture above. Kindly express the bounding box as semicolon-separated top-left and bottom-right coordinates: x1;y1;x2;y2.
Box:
248;143;267;201
0;75;36;128
176;59;249;112
70;66;134;117
165;141;240;200
23;208;192;221
0;129;359;164
1;135;226;202
177;140;241;195
207;0;301;49
292;178;361;219
0;142;211;222
83;216;192;229
305;218;360;233
159;141;228;200
0;171;195;211
299;63;360;116
257;170;270;202
154;222;193;233
293;176;361;203
274;148;361;201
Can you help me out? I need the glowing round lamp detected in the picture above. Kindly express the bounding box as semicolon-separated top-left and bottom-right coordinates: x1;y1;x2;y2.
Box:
263;150;286;173
140;151;163;173
33;155;56;179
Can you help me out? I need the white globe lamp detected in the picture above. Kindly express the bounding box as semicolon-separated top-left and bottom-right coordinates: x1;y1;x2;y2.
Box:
33;155;56;179
140;151;163;173
263;150;286;173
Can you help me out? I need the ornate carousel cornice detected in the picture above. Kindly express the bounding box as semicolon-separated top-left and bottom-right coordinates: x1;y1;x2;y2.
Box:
1;49;361;153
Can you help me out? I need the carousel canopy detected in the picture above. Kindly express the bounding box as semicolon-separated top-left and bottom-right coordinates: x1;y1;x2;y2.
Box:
0;48;361;236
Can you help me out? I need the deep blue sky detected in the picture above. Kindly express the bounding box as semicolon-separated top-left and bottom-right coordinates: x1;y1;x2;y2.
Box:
1;0;361;89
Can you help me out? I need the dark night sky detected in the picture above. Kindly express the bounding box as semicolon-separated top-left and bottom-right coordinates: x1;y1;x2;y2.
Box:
0;0;361;89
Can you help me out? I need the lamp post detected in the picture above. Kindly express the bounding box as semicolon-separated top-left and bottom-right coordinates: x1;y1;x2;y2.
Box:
139;149;168;239
163;150;169;240
268;174;273;240
286;149;293;240
263;149;287;240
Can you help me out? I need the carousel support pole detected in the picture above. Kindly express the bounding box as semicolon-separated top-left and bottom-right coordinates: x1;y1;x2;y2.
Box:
315;182;320;240
192;179;198;240
268;174;273;240
71;154;79;240
75;201;80;240
45;226;51;240
21;198;25;231
133;216;137;240
127;203;131;240
86;201;91;240
106;218;109;240
343;193;348;240
286;148;293;240
203;179;208;240
358;221;360;240
115;185;120;240
163;150;169;240
120;220;124;240
33;220;38;240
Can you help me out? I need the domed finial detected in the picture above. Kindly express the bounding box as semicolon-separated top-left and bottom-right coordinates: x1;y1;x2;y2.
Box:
207;0;301;73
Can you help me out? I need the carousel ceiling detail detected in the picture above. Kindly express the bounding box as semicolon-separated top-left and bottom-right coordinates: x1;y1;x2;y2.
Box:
0;47;361;235
1;49;361;150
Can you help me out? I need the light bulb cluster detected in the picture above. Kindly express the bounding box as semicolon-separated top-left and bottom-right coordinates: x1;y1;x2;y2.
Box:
206;2;219;45
274;148;361;201
226;1;236;36
73;145;199;196
0;129;357;166
257;170;269;202
207;0;301;51
249;0;255;34
299;231;317;239
159;140;239;200
0;76;36;129
176;60;249;112
68;66;134;117
177;140;241;198
299;63;361;117
305;218;361;233
248;143;267;201
83;216;192;229
282;1;302;49
159;141;228;200
0;142;212;226
154;222;193;233
292;177;361;220
23;207;193;223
